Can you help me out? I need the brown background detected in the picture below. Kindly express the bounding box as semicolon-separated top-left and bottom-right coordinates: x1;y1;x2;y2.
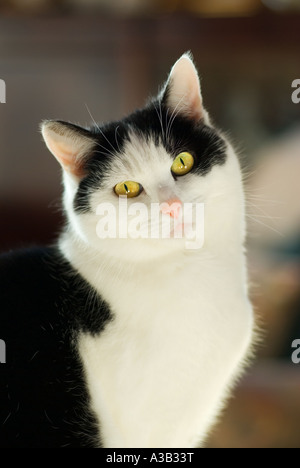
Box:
1;2;300;448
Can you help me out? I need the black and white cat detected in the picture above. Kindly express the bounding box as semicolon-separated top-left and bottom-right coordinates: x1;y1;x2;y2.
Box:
0;53;254;448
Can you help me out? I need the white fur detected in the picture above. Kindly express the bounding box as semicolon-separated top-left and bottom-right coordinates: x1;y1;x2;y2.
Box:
59;135;253;448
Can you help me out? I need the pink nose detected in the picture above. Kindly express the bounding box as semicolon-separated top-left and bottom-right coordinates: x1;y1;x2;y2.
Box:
160;198;182;219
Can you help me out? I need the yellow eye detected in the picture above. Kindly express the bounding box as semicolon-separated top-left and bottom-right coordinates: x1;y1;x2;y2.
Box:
171;152;194;176
114;181;143;198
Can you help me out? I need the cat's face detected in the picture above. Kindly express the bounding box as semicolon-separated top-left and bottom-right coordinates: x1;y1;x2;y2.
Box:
42;53;245;262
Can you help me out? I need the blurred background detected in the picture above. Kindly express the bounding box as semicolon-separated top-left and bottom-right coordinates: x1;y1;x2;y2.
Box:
0;0;300;448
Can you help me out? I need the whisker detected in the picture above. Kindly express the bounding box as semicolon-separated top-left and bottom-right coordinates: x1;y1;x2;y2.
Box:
153;101;166;144
246;213;284;237
246;196;284;205
246;200;283;221
165;107;170;143
246;214;283;220
242;169;259;181
93;141;117;159
85;102;101;131
85;103;117;156
166;94;186;143
244;183;281;194
115;125;121;153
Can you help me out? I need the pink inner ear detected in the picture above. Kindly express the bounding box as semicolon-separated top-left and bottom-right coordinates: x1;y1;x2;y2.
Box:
55;147;73;167
44;133;87;178
166;55;205;123
190;93;204;121
56;147;85;177
63;159;85;178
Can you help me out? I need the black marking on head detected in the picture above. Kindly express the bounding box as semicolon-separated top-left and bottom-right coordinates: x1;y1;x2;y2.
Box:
73;101;227;214
125;100;227;176
73;122;130;213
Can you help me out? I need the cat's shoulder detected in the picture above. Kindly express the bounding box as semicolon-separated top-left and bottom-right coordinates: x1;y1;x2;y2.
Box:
0;246;66;291
0;246;112;336
0;246;72;326
0;245;61;271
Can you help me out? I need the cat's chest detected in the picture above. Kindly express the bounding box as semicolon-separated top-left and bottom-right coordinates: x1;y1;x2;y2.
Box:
94;262;224;350
78;259;252;448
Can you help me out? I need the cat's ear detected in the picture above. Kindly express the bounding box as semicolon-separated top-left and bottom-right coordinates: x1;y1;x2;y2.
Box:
160;53;209;124
41;120;96;178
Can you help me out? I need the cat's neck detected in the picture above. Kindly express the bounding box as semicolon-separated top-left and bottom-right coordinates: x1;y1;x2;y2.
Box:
59;230;186;288
59;226;247;303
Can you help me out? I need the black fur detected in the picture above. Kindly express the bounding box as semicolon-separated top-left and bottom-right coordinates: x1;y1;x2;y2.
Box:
127;102;227;175
0;247;112;447
73;101;226;214
74;121;130;214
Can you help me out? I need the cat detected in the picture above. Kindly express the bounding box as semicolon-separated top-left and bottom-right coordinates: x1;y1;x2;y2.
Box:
0;53;254;448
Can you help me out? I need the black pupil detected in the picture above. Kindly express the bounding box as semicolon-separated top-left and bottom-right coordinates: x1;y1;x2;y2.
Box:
124;184;129;192
180;158;185;166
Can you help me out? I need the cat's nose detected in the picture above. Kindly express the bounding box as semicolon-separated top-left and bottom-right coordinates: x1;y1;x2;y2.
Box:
160;198;182;219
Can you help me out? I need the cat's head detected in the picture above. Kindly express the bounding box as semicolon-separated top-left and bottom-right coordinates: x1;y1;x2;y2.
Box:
41;53;245;262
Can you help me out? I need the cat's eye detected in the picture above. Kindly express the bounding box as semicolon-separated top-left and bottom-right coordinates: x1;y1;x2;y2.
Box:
171;152;194;177
114;181;143;198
